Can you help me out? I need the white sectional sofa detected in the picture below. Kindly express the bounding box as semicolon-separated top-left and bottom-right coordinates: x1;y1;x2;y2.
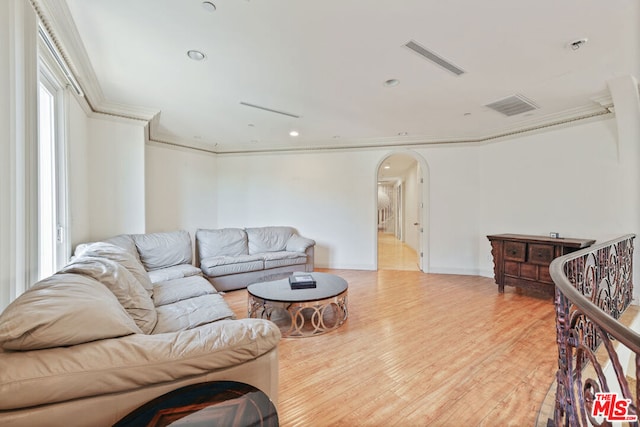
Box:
0;230;280;427
196;226;316;291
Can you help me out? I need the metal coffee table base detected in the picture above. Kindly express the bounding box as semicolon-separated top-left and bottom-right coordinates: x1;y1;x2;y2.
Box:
248;291;348;338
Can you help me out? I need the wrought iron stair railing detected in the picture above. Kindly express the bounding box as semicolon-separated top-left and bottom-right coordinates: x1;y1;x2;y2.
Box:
550;234;638;426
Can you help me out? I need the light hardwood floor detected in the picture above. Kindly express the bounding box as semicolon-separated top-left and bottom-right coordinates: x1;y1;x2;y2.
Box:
224;270;558;426
377;232;420;271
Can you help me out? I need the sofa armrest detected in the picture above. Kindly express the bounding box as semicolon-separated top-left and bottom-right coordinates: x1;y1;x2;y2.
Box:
285;235;315;253
304;245;315;272
0;319;280;411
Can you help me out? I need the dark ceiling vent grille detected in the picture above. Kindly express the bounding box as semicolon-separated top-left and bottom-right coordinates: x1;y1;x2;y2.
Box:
485;95;539;116
403;40;465;76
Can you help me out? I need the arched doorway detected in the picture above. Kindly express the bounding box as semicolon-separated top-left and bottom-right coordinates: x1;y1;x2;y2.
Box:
375;151;429;272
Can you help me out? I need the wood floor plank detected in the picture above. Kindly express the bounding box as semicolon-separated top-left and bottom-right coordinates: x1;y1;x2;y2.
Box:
223;269;558;426
377;232;419;271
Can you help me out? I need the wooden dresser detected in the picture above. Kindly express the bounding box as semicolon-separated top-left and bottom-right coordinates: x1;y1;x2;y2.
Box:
487;234;595;296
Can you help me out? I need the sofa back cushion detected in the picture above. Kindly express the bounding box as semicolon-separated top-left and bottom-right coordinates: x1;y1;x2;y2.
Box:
246;226;295;254
0;273;142;351
104;234;141;262
132;230;192;271
80;242;154;297
196;228;248;260
74;234;140;263
60;256;158;334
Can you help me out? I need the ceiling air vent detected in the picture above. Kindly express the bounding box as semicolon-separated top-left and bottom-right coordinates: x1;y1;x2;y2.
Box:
239;102;300;119
403;40;465;76
485;94;539;117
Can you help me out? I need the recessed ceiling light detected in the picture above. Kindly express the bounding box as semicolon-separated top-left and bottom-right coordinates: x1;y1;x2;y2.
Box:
384;79;400;87
201;1;216;12
289;130;299;137
187;50;206;61
384;165;391;169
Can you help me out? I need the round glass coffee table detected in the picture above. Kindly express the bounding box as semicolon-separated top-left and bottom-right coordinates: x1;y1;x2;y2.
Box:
114;381;277;427
247;272;348;338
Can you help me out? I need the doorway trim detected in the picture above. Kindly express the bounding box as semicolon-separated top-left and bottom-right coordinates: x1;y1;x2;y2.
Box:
374;150;430;272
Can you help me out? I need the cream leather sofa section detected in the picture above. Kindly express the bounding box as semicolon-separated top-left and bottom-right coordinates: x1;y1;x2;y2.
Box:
196;226;316;291
0;231;280;427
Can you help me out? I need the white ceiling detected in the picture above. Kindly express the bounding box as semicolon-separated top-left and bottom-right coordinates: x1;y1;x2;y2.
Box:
40;0;639;153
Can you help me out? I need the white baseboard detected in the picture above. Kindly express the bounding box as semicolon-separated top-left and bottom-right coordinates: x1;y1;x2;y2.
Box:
427;267;489;277
315;263;376;271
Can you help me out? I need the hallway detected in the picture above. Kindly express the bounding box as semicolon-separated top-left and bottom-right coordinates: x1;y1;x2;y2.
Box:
377;232;420;271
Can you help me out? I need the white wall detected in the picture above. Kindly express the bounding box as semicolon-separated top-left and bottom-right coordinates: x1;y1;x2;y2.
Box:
402;162;420;253
216;150;382;269
59;97;638;280
476;118;625;276
145;143;218;236
412;145;481;275
83;115;147;241
211;116;636;277
214;146;483;272
66;94;91;247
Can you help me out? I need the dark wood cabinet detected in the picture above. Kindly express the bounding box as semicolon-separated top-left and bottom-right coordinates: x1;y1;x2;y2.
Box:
487;234;595;296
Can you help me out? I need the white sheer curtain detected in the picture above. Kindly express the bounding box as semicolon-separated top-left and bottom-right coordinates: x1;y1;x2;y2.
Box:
0;0;39;310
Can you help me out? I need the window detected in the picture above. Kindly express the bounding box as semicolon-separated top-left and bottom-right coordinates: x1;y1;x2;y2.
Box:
37;62;68;280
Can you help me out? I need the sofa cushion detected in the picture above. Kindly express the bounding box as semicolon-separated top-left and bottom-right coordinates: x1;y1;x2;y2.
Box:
133;230;192;271
153;294;235;333
286;234;316;253
262;251;307;269
246;226;295;254
0;319;280;411
153;275;217;307
104;234;141;262
80;242;154;297
147;264;202;284
0;273;141;351
73;234;140;263
196;228;248;259
60;256;157;334
200;255;264;277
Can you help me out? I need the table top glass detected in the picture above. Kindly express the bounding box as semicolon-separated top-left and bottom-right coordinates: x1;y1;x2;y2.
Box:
113;381;277;427
247;272;347;303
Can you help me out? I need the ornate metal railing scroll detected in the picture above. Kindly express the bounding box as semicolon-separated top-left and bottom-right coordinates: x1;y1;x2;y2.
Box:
551;234;638;426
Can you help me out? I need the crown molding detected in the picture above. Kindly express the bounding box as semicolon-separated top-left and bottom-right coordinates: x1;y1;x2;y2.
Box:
148;105;612;156
31;0;102;104
30;0;618;157
104;101;614;156
31;0;160;123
